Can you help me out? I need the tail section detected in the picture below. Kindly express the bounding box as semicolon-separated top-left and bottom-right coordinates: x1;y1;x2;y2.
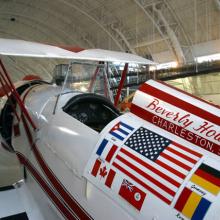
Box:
130;79;220;156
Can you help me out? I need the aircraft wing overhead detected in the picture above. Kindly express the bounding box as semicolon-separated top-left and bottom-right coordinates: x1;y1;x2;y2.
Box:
75;49;156;64
0;38;79;59
0;38;155;64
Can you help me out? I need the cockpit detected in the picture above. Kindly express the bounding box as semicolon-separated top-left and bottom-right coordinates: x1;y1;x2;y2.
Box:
62;93;120;132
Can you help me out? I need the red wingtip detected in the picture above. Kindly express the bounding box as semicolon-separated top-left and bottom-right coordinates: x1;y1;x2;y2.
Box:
58;46;85;53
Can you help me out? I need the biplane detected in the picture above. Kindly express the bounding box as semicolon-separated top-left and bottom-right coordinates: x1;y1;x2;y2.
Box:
0;38;219;220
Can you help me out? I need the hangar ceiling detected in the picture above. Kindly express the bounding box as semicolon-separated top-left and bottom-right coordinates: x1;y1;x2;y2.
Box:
0;0;220;81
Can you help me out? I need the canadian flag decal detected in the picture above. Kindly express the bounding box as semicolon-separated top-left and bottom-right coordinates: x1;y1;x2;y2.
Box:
91;159;116;188
119;179;146;211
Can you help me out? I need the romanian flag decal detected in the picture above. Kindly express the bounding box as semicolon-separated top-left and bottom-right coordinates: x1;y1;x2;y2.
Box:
174;187;211;220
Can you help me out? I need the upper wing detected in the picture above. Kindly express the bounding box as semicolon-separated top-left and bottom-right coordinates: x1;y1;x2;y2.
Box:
72;48;155;65
0;38;155;64
0;38;78;59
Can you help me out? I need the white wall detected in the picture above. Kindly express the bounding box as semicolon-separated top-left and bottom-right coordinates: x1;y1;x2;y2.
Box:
151;39;220;63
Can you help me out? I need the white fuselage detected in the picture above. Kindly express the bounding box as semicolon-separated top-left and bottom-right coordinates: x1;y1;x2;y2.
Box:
11;83;134;220
2;79;220;220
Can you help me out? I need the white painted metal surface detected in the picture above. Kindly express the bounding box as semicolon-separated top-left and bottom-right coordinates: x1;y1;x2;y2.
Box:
0;188;25;218
0;183;46;220
73;49;155;64
0;38;154;64
1;79;219;219
0;38;77;58
11;83;137;219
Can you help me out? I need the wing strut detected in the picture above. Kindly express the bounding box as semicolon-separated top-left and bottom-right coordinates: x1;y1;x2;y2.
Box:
0;59;37;130
88;61;103;92
114;63;128;107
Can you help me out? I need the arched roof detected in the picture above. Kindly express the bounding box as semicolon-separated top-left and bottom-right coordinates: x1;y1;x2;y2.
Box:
0;0;220;79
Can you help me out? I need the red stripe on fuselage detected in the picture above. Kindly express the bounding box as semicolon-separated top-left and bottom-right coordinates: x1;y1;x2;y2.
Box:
156;80;220;110
160;152;191;171
138;83;220;125
155;160;186;179
16;152;78;220
105;169;116;188
91;159;101;177
21;115;93;220
166;146;197;164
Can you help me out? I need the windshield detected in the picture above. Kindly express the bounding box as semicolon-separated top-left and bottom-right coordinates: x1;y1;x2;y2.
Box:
52;61;119;103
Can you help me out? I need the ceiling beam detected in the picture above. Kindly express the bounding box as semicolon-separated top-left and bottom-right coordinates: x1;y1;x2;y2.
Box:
0;14;67;44
153;5;186;63
110;24;136;54
58;0;135;53
133;37;168;48
163;0;194;62
1;0;95;47
133;0;189;64
133;0;176;60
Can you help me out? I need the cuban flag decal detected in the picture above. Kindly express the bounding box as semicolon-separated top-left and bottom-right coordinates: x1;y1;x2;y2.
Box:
109;121;134;141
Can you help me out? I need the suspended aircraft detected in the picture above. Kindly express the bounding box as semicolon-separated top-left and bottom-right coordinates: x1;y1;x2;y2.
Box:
0;38;219;220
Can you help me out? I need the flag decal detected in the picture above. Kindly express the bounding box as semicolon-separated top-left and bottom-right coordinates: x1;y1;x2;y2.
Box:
113;127;202;204
119;179;146;211
96;139;118;163
190;163;220;195
174;187;211;219
109;121;134;141
96;139;108;156
91;159;102;177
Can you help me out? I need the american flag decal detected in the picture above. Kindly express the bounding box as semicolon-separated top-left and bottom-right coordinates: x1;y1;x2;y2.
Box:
113;127;202;205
